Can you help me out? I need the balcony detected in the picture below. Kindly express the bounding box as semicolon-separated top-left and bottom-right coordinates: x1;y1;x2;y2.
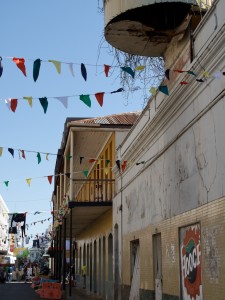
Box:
104;0;212;56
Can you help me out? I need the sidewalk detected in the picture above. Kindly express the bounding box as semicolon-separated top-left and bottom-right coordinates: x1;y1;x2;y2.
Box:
65;286;104;300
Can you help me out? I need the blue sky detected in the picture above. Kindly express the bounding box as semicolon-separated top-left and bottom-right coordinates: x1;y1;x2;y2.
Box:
0;1;145;247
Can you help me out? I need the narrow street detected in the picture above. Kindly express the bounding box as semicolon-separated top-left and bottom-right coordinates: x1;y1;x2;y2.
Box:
0;282;103;300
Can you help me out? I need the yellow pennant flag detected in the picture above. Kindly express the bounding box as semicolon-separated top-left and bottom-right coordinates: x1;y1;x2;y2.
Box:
48;60;61;74
104;168;109;175
26;178;31;187
46;153;49;161
135;65;145;71
203;71;210;78
23;96;33;107
97;159;101;165
150;87;157;95
0;147;3;157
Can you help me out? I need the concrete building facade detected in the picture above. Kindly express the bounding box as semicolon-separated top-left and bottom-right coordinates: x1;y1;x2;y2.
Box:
104;0;225;299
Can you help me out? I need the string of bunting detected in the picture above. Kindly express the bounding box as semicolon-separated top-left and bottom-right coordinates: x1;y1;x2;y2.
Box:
0;55;145;81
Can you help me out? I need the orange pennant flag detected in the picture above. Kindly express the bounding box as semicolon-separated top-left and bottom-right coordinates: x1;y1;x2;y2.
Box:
12;57;27;76
21;150;26;159
95;92;104;107
48;176;53;184
104;64;110;77
89;159;96;163
121;160;127;172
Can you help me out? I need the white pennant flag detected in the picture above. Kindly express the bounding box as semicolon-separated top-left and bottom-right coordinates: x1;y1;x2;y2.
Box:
213;72;222;79
5;99;11;110
55;97;68;109
68;63;75;77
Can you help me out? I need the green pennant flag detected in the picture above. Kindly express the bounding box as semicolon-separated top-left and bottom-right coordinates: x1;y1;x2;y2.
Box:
80;94;91;107
136;161;145;165
159;85;169;96
33;59;41;82
106;159;110;166
4;181;9;187
37;152;41;164
39;97;48;113
187;70;196;76
83;170;88;178
121;66;135;78
66;155;72;161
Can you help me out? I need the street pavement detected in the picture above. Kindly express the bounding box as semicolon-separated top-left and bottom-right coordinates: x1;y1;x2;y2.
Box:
0;282;103;300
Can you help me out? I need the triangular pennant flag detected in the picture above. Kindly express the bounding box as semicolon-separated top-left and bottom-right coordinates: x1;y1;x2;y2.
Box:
80;156;84;164
174;70;185;73
18;150;21;159
106;159;110;166
66;155;72;161
187;70;196;76
121;66;135;78
121;160;127;172
180;81;188;85
21;150;26;159
8;148;14;157
159;85;169;96
81;63;87;81
10;98;18;112
4;181;9;187
213;72;222;79
26;178;31;187
65;173;70;178
150;87;157;96
48;60;61;74
39;97;48;113
196;78;205;83
0;58;3;77
223;72;225;76
68;63;75;77
12;57;26;76
165;69;170;80
136;161;145;165
55;97;68;109
46;153;49;161
47;176;53;185
33;59;41;81
104;64;110;77
83;170;88;178
0;147;3;157
89;159;96;163
37;152;41;164
116;160;121;170
203;71;210;78
135;65;145;71
95;92;104;107
104;168;109;175
23;96;33;107
111;88;124;94
80;94;91;107
5;99;10;110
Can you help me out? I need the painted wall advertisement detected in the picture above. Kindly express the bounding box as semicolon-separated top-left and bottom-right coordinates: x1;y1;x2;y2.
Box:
180;223;202;300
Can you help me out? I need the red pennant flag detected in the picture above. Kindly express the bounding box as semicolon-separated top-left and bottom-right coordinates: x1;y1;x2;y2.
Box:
89;159;96;163
48;176;53;184
174;69;185;73
10;99;18;112
95;92;104;107
121;160;127;172
12;57;27;76
180;81;188;85
104;64;110;77
21;150;26;159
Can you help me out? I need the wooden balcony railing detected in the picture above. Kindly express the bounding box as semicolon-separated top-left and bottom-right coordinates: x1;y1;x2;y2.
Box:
73;179;115;203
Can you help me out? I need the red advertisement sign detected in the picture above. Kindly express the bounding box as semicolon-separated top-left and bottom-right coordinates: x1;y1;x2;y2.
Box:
180;224;202;300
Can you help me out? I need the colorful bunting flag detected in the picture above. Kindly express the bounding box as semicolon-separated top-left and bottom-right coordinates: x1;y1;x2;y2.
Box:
66;155;72;161
8;148;14;157
4;181;9;187
83;170;88;178
104;64;110;77
80;157;84;164
0;58;3;77
10;98;18;112
111;88;124;94
0;147;2;156
116;160;121;170
121;66;135;78
68;63;75;77
21;150;26;159
180;81;188;85
89;159;96;163
121;160;127;172
165;69;170;80
95;92;104;107
150;87;157;96
37;152;41;164
136;161;145;165
47;176;53;185
12;57;26;76
187;70;196;76
135;66;145;71
39;97;48;113
55;97;68;109
80;94;91;107
26;178;31;187
46;153;49;161
23;96;33;107
159;85;169;96
196;78;204;83
106;159;110;166
81;63;87;81
104;168;109;175
48;60;61;74
33;59;41;82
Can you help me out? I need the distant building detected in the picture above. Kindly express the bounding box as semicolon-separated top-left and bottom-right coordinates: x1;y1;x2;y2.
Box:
0;194;9;263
